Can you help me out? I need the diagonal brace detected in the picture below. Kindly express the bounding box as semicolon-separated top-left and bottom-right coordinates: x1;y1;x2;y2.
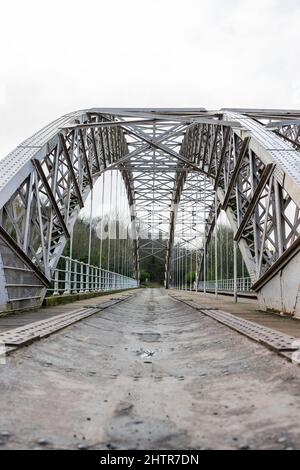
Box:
32;159;70;240
234;164;275;243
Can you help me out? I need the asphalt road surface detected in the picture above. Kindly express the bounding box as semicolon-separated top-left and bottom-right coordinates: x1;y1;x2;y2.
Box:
1;288;300;450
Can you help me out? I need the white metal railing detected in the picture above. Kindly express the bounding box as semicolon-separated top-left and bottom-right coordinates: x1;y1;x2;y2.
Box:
47;256;138;296
197;277;252;292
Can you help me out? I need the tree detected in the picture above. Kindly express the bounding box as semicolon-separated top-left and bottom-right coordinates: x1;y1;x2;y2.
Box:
140;270;151;284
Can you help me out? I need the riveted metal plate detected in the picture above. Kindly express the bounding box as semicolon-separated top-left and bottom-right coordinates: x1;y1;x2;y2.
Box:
0;295;132;352
0;307;98;346
228;112;300;190
203;308;298;351
169;294;300;355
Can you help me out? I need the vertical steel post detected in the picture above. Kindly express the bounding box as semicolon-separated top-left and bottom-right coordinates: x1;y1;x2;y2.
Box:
214;192;218;299
204;240;207;295
73;259;78;293
185;247;188;291
85;263;89;292
63;257;71;295
98;267;101;291
53;269;59;296
233;240;238;303
274;179;284;257
79;262;84;293
99;173;105;270
88;188;93;266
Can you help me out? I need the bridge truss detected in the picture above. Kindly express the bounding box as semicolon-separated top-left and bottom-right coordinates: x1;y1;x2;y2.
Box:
1;108;300;315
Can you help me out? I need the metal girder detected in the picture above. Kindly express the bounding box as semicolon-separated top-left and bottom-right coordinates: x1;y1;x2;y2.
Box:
32;159;70;240
213;127;231;190
222;137;250;210
59;133;84;208
252;236;300;291
1;108;300;314
171;111;300;291
79;129;93;188
123;125;210;175
165;170;187;288
234;164;275;243
0;225;49;287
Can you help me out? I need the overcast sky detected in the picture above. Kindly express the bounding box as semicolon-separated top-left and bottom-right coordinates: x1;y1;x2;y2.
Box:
0;0;299;158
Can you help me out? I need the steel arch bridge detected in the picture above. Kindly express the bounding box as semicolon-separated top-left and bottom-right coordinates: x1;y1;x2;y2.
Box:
1;108;300;316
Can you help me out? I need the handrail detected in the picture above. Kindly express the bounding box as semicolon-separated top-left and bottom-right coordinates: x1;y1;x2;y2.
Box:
172;277;252;292
197;277;252;292
47;256;138;296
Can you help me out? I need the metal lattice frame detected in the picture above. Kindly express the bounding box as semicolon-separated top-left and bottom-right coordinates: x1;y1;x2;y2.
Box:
1;108;300;313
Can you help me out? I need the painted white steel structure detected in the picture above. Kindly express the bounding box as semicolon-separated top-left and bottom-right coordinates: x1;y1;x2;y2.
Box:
0;108;300;315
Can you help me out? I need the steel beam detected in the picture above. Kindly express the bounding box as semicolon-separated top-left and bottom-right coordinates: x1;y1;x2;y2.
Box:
234;164;275;243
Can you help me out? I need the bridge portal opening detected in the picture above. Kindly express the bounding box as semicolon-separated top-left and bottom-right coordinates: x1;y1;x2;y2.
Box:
0;108;300;316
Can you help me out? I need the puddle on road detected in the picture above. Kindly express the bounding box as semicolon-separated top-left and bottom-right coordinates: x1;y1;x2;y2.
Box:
132;332;161;342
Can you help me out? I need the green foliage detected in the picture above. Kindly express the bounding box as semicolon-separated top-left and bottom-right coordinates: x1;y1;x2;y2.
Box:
184;271;196;283
63;216;134;277
64;218;248;285
205;224;247;280
174;224;249;284
139;248;166;285
140;270;150;283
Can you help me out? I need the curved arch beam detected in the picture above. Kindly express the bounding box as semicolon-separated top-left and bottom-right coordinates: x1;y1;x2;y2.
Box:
1;108;300;316
0;110;135;311
169;112;300;314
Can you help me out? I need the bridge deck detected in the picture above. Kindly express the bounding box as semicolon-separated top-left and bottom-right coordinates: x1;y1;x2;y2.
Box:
1;288;299;338
1;288;300;449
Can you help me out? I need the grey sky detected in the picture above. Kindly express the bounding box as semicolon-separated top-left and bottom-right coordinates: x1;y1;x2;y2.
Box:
0;0;299;158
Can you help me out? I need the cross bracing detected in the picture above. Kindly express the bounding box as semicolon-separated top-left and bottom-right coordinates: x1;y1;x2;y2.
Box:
1;108;300;313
